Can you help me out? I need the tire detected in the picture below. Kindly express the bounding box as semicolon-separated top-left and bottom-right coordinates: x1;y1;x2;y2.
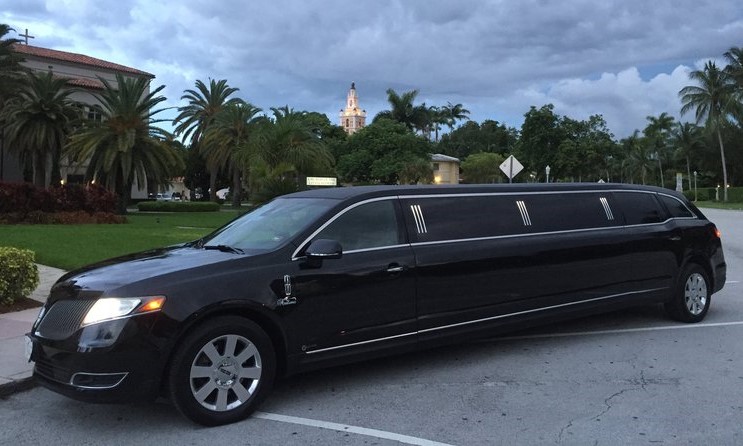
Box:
169;316;276;426
665;264;711;323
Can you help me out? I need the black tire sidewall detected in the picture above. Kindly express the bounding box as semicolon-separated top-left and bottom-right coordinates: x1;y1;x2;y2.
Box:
667;264;711;323
169;316;276;426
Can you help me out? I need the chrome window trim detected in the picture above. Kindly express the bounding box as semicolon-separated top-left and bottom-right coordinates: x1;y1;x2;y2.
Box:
599;197;614;221
304;287;667;355
656;192;697;218
516;200;532;226
292;190;698;260
291;196;400;260
410;204;428;234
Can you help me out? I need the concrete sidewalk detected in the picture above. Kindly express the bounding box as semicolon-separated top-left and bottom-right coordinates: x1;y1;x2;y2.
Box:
0;264;66;397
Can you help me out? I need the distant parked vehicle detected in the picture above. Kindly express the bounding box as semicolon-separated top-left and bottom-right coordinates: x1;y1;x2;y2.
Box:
171;192;182;201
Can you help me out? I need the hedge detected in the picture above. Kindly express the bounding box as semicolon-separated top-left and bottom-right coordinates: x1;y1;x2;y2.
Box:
0;182;117;214
0;247;39;305
137;201;221;212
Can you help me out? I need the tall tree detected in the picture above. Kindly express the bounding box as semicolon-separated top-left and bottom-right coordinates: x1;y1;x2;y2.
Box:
65;74;183;213
441;101;470;132
643;112;675;187
671;122;703;192
0;25;26;105
374;88;429;133
173;79;242;202
2;71;79;187
201;102;262;207
679;61;735;201
249;107;333;201
0;24;28;180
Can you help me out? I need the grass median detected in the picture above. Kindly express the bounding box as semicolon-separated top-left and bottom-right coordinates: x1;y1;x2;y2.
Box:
0;211;243;271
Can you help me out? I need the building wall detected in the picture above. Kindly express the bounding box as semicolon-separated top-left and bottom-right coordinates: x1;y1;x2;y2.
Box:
433;161;460;184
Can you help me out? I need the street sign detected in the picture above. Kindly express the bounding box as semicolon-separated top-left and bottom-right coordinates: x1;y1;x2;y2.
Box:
499;155;523;183
306;176;337;187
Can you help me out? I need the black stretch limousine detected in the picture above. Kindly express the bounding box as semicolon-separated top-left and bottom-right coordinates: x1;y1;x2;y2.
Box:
27;184;726;425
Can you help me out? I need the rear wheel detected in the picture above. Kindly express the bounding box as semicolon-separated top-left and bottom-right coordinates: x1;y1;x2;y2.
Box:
169;316;275;426
665;264;711;323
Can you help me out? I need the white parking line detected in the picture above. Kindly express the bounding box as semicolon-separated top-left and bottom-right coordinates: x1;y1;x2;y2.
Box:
479;320;743;343
254;411;455;446
727;280;740;284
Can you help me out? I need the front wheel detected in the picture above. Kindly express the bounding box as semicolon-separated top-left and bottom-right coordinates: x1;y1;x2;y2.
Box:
169;316;276;426
665;264;711;323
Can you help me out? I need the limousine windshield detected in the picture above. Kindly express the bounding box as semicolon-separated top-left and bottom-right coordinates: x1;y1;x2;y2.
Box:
201;197;335;252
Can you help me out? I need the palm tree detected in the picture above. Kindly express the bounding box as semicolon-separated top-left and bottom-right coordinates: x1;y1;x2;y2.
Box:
173;79;242;202
643;112;675;187
723;46;743;125
374;89;429;133
671;122;703;192
65;74;183;213
201;102;262;207
621;131;653;184
250;107;333;200
442;102;470;132
0;24;28;180
679;61;736;201
2;71;80;187
0;25;26;102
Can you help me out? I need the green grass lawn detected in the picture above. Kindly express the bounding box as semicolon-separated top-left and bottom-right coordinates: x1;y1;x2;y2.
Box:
0;212;242;271
694;201;743;211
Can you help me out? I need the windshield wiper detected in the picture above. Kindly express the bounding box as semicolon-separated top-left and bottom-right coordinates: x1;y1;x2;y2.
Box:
203;244;244;254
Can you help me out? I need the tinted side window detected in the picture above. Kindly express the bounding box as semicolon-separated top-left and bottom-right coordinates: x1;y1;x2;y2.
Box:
524;193;617;232
314;200;401;251
404;196;526;242
613;192;665;225
658;194;695;218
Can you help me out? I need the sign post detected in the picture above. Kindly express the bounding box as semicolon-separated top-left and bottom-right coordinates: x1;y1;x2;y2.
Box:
499;155;523;183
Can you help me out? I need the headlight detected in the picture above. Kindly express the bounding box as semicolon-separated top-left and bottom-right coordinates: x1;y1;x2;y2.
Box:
81;296;166;327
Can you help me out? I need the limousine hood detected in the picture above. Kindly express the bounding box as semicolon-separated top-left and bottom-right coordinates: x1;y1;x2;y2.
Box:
49;246;248;301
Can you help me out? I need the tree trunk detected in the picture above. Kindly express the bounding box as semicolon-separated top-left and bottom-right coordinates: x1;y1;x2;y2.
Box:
33;153;46;188
50;144;62;187
231;167;241;208
716;128;728;202
115;170;130;215
209;165;218;203
686;157;692;192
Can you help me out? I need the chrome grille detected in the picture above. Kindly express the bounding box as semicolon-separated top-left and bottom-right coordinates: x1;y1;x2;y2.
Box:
36;300;96;340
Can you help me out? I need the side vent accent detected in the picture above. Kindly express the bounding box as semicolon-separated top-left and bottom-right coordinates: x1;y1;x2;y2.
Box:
516;200;532;226
600;197;614;221
410;205;428;234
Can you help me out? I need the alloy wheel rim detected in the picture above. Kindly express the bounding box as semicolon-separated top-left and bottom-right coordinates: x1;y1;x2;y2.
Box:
189;334;262;412
684;273;708;316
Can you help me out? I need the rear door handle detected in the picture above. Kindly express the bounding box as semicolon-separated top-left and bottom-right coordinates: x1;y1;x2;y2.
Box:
669;236;681;241
387;265;405;273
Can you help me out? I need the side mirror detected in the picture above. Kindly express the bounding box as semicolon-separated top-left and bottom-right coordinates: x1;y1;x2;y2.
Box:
305;239;342;260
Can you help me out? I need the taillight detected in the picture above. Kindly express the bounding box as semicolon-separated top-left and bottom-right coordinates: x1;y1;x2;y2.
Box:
713;226;722;238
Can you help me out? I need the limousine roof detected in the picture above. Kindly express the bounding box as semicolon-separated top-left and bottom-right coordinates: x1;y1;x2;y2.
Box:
288;183;683;201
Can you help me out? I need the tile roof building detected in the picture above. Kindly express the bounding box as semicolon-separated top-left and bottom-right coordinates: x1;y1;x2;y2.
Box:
1;43;156;197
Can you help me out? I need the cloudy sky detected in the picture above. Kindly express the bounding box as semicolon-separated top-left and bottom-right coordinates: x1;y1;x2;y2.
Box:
4;0;743;138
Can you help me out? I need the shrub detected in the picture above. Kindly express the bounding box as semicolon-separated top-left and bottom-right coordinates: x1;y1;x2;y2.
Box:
0;247;40;305
0;182;120;223
137;201;221;212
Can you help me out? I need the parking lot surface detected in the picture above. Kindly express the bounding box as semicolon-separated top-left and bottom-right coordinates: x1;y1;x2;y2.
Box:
1;208;740;446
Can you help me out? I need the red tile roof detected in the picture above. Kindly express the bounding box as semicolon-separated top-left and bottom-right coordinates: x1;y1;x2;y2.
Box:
12;44;154;78
66;77;105;90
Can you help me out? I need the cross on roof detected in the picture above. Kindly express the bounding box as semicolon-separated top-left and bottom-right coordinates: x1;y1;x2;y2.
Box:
19;28;35;45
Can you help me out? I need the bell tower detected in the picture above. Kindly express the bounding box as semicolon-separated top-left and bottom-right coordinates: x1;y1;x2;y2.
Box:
339;82;367;134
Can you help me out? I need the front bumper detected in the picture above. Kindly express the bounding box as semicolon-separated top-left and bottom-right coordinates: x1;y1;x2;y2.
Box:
28;311;168;403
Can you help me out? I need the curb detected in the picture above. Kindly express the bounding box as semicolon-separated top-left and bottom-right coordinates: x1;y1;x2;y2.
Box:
0;376;36;399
